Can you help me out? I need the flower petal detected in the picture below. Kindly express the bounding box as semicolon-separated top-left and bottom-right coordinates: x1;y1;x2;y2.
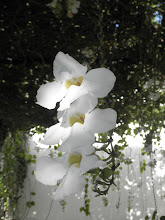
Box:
57;110;65;122
59;123;95;152
60;94;98;128
82;68;116;98
59;144;95;155
53;164;86;200
85;108;117;133
35;155;68;186
80;155;106;174
75;94;98;114
36;81;66;110
41;123;71;145
73;145;95;156
53;52;87;83
58;85;88;111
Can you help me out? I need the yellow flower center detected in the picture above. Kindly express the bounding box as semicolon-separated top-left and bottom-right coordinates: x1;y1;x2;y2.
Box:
65;76;83;89
69;113;85;127
68;153;82;168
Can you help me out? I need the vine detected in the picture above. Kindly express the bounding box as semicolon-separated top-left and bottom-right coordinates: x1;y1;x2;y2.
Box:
0;131;28;219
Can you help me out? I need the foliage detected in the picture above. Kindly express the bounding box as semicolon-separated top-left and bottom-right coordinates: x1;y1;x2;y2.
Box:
80;178;91;216
92;142;121;197
60;200;67;212
140;159;147;173
0;131;28;219
26;200;35;208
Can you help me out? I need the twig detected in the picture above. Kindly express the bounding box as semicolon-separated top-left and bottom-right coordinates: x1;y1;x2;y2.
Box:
45;198;54;220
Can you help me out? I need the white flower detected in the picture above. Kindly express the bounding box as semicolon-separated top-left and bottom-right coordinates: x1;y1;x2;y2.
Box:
67;0;80;14
41;94;117;151
35;145;106;200
144;79;154;89
81;47;94;58
36;51;116;111
149;92;160;101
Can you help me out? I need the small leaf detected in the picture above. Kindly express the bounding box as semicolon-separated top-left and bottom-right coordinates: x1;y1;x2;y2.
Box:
31;192;36;196
80;207;84;212
101;167;112;180
31;201;35;206
152;210;157;220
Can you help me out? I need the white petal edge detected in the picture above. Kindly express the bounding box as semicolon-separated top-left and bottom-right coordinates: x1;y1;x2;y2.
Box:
53;52;87;83
36;81;66;110
85;108;117;133
60;123;95;152
58;85;88;111
35;155;68;186
59;144;95;155
53;164;86;200
75;94;98;114
60;93;98;130
72;145;95;156
41;123;71;145
60;94;98;124
82;68;116;98
80;155;106;174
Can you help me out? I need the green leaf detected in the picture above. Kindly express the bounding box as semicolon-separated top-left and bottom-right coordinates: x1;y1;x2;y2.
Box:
152;210;157;220
31;192;36;196
100;167;112;180
31;201;35;206
145;215;149;220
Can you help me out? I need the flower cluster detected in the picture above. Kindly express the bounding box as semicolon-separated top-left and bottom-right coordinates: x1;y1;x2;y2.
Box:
35;52;117;200
67;0;80;18
47;0;80;18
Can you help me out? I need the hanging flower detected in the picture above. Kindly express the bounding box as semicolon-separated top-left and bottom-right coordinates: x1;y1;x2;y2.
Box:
35;145;106;200
67;0;80;18
41;94;117;151
149;92;160;101
36;51;116;111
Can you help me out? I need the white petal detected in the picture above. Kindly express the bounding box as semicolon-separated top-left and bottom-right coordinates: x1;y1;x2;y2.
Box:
83;68;116;98
60;94;98;124
72;145;95;156
35;155;68;186
53;164;86;200
57;110;65;122
53;52;87;83
85;108;117;133
41;123;71;145
75;94;98;114
59;94;98;129
58;86;88;111
59;144;95;155
80;155;106;174
36;81;66;109
59;123;95;152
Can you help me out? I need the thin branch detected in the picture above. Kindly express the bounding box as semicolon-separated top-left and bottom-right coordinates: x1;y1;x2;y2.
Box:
45;198;54;220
